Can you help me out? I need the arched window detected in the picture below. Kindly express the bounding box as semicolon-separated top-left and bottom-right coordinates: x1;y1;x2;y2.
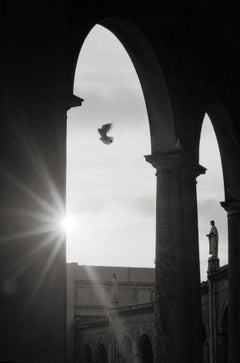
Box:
139;333;153;363
96;344;108;363
83;345;93;363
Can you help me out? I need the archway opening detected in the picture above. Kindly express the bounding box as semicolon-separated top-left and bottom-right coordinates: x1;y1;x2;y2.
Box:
197;113;227;280
66;24;156;268
140;333;153;363
96;344;108;363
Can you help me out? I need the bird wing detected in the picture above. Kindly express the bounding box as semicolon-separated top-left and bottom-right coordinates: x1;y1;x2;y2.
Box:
101;123;112;134
98;128;105;137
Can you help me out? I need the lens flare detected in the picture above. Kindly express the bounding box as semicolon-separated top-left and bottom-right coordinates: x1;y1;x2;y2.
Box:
61;216;75;232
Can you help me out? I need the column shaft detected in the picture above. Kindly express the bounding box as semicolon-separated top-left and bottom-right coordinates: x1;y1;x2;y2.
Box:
133;343;142;363
181;164;205;363
146;152;188;363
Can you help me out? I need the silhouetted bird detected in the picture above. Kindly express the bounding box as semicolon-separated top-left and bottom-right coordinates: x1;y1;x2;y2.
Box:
98;123;114;145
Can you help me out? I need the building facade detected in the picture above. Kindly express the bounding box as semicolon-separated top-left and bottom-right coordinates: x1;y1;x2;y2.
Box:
67;264;155;363
67;260;228;363
201;258;229;363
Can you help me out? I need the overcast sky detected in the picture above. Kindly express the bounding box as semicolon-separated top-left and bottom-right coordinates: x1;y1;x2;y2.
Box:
66;25;228;280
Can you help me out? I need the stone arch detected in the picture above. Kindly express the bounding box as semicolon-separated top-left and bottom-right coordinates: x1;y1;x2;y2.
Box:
195;84;240;201
195;84;240;362
139;326;155;352
70;17;176;154
82;344;93;363
139;333;154;363
207;104;240;201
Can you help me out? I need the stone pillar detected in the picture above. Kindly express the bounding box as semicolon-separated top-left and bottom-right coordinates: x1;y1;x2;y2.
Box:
66;263;78;363
109;298;118;363
181;162;206;363
221;201;240;363
145;151;188;363
0;3;68;362
207;258;220;363
133;343;142;363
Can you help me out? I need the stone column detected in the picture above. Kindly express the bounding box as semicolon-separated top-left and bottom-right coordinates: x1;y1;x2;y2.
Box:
207;260;219;363
66;263;78;363
145;151;188;363
109;298;118;363
181;162;206;363
221;200;240;363
133;342;142;363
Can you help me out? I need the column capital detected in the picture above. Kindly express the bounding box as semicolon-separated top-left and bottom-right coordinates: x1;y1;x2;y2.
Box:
181;160;206;180
145;151;206;178
145;151;181;173
220;200;240;215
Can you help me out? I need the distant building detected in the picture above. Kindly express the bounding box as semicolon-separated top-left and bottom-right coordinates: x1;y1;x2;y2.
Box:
201;258;228;363
67;265;155;362
67;260;228;363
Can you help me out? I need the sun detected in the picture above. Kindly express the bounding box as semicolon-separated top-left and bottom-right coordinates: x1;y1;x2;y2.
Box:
61;215;75;232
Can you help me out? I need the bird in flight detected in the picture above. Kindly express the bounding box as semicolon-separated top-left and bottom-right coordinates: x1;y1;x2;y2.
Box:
98;123;114;145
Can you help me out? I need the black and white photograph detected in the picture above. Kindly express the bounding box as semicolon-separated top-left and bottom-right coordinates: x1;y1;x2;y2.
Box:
0;2;239;362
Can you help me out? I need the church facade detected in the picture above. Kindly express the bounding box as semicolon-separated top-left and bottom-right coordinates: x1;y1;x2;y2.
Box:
67;264;155;363
67;260;228;363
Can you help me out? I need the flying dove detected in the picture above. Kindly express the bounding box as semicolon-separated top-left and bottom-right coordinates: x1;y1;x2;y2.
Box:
98;123;114;145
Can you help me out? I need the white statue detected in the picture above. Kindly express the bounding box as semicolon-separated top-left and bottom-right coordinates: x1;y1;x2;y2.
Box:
206;220;219;258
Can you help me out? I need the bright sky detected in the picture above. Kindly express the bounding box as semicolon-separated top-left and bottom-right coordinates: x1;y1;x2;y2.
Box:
198;117;228;278
66;25;228;280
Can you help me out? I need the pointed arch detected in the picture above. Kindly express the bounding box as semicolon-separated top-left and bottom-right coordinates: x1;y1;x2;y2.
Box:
195;83;240;202
139;333;154;363
95;343;108;363
70;17;176;154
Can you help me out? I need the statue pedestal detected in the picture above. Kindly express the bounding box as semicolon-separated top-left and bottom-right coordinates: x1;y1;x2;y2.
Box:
207;256;220;274
207;256;219;363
